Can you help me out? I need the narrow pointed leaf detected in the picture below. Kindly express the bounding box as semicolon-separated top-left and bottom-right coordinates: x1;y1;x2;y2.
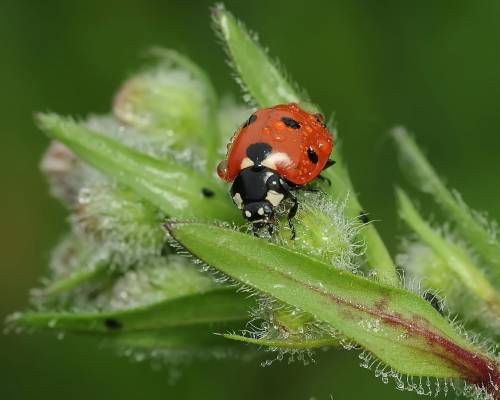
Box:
224;333;339;350
392;127;500;284
213;6;397;284
112;326;249;352
166;221;499;395
36;113;239;221
212;4;303;108
41;262;108;298
11;287;251;333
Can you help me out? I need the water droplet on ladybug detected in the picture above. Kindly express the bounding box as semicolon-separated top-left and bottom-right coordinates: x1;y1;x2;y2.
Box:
318;139;329;149
217;160;228;179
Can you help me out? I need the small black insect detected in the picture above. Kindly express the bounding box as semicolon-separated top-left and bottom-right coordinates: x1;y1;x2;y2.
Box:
201;187;215;198
358;210;370;224
424;292;443;314
104;318;122;330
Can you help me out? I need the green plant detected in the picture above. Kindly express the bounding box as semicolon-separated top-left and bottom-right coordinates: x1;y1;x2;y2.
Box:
7;4;499;399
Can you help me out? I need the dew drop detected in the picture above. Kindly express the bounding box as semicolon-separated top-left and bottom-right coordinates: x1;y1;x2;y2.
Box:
216;160;228;179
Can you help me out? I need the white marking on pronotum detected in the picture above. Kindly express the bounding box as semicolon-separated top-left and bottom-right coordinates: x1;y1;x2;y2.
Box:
261;152;292;170
266;190;284;207
257;207;264;215
245;210;252;218
232;193;243;209
240;157;254;170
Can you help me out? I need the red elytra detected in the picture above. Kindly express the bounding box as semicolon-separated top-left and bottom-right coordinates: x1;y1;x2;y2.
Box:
217;103;334;186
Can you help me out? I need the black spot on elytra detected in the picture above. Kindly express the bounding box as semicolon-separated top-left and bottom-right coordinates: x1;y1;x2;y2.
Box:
307;147;318;164
281;117;301;129
358;211;370;224
243;114;257;127
104;318;122;330
246;142;272;165
201;187;215;198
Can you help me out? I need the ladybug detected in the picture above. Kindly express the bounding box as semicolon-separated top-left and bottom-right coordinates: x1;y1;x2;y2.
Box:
217;103;334;238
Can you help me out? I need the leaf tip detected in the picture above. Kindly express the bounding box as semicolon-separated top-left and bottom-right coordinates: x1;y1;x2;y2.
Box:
389;125;409;140
34;112;54;130
210;2;226;19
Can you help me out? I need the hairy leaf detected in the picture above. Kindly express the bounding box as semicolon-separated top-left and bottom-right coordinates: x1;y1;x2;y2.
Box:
36;113;239;221
166;221;499;395
224;333;339;350
212;4;303;108
11;287;251;333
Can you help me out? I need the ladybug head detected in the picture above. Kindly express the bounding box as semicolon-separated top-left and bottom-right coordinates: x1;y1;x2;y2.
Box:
242;200;274;224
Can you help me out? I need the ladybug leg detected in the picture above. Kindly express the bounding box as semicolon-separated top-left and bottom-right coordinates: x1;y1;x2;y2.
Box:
317;159;335;186
252;224;260;237
275;180;298;239
267;223;274;236
316;174;332;186
302;184;320;193
322;159;336;171
286;193;299;240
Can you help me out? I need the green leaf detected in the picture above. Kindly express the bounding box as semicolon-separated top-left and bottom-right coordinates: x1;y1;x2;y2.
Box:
36;113;239;222
11;287;251;333
30;234;109;301
41;261;108;298
10;287;253;358
392;127;500;285
212;4;304;109
112;325;247;353
224;333;339;350
397;188;500;329
213;6;397;285
166;221;500;391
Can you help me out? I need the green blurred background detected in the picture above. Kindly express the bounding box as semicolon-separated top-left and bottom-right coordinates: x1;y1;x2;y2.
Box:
1;1;499;399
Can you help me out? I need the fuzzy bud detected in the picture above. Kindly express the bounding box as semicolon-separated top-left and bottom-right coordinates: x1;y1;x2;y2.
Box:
72;183;166;267
275;192;362;273
112;50;215;151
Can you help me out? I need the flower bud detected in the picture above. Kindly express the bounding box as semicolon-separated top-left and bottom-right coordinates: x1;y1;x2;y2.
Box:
72;183;165;267
113;50;216;152
275;192;362;273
